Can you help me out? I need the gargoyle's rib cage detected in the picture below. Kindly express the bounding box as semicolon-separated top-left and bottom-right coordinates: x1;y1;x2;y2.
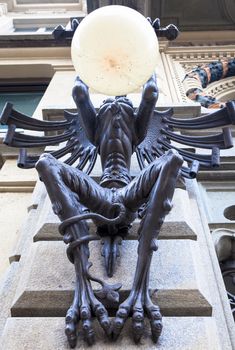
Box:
1;100;235;178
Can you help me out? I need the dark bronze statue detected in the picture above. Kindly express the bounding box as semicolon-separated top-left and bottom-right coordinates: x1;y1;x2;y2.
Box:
35;74;183;346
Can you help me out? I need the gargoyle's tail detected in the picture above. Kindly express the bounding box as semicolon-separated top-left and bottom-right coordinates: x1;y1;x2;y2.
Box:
101;235;122;277
58;203;126;276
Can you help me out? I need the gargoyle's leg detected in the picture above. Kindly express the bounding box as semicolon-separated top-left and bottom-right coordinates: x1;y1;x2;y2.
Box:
36;153;112;223
36;154;114;346
113;150;183;342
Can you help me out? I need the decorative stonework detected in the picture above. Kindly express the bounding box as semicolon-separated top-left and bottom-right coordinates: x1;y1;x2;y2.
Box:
170;50;235;66
166;47;235;106
205;76;235;101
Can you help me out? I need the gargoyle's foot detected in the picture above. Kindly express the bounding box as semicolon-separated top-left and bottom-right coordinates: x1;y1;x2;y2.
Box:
101;235;122;277
112;288;162;343
64;274;113;347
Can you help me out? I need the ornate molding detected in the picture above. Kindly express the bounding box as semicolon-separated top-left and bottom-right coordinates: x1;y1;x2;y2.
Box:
168;46;235;67
205;76;235;100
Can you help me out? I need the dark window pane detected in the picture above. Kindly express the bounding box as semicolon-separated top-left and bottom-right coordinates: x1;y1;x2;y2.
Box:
0;91;44;129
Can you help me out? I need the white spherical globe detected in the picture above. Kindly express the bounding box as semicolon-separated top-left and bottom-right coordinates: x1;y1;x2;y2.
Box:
71;5;159;96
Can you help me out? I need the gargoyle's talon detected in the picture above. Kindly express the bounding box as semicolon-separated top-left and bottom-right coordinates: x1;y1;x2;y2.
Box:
145;304;163;342
65;322;77;349
65;304;79;348
100;315;111;336
112;317;125;341
112;306;129;340
95;304;111;336
150;319;163;343
132;309;144;343
82;319;95;345
132;321;144;343
80;306;95;345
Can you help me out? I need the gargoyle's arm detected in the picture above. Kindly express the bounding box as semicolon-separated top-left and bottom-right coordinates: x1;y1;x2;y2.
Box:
135;74;158;144
72;77;97;145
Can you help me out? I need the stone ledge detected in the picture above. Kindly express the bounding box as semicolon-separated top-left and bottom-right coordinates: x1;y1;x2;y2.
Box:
0;186;34;193
34;220;197;241
198;170;235;181
11;289;211;317
1;317;220;350
33;188;197;241
11;240;211;317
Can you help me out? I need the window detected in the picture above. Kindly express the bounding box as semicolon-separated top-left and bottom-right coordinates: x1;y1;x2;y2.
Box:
0;80;49;130
0;1;86;37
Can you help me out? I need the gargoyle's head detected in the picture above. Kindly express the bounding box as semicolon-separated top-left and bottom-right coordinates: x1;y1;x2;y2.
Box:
98;96;134;119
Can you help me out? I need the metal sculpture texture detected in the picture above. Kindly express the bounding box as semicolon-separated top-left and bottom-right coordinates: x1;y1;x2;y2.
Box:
1;75;235;347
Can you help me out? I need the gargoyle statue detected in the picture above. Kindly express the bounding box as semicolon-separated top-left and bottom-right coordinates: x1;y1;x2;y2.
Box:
1;74;235;347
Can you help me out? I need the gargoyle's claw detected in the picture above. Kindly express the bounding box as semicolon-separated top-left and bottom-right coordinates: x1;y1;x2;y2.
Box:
112;306;129;340
95;304;111;336
150;319;163;343
80;306;95;345
132;308;144;343
145;305;163;343
65;305;79;348
65;322;77;349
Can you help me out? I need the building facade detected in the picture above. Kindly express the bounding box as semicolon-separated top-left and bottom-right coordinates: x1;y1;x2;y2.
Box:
0;1;235;349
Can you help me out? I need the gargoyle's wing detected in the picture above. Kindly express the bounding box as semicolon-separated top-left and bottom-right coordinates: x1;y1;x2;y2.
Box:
136;101;235;178
0;102;97;174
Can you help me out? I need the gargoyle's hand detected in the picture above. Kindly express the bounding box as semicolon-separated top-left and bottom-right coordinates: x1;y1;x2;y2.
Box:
142;73;158;101
72;76;89;103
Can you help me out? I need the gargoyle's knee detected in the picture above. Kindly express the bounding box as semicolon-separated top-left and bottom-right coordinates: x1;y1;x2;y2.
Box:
35;153;58;174
165;149;183;167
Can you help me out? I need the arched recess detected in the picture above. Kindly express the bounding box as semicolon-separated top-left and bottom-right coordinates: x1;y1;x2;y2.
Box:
184;57;235;108
205;76;235;102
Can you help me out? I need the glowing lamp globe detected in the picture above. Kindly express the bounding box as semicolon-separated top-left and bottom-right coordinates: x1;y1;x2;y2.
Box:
71;6;159;96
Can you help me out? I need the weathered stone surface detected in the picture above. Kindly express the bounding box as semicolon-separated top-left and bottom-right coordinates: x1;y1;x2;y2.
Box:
0;192;32;278
11;240;211;316
0;159;37;190
9;209;39;264
0;317;221;350
34;188;197;241
0;262;20;338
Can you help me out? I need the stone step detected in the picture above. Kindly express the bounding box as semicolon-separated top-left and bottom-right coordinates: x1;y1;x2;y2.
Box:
11;240;211;317
197;170;235;181
33;188;197;241
0;317;221;350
